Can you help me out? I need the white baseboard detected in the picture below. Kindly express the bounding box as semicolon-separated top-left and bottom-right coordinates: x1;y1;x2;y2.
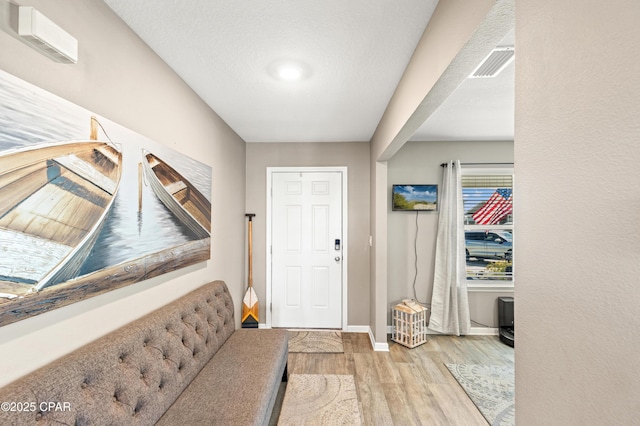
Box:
345;325;369;333
468;327;499;335
348;325;389;351
368;327;389;352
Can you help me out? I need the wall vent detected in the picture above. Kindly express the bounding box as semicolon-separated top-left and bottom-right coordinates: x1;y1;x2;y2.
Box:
18;7;78;64
469;46;514;78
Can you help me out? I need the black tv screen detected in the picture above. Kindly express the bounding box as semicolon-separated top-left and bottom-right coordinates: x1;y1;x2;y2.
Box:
392;184;438;211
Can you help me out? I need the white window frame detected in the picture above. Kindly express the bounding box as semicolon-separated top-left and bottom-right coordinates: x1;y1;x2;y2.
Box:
461;166;514;291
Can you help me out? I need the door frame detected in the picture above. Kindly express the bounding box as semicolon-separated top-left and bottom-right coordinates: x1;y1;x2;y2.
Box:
266;166;348;330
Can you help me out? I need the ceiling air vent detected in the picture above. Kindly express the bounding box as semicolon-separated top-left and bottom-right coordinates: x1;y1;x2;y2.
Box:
18;7;78;64
469;46;514;78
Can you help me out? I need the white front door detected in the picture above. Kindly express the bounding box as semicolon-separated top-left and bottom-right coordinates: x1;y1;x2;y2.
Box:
271;171;343;329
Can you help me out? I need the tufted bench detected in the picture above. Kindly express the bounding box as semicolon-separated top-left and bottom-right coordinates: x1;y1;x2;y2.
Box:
0;280;288;425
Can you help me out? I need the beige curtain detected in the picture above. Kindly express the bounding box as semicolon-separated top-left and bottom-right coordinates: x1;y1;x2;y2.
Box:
429;160;470;336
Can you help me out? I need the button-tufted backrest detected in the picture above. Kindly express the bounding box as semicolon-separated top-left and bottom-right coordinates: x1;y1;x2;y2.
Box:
0;280;236;425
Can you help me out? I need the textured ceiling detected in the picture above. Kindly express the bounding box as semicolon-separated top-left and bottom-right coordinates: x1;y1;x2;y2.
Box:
103;0;439;142
411;30;515;141
103;1;514;144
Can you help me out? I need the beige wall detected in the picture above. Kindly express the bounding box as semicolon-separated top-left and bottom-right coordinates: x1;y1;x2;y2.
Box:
388;141;514;327
0;0;246;387
245;142;370;326
368;0;511;344
516;0;640;423
370;0;496;161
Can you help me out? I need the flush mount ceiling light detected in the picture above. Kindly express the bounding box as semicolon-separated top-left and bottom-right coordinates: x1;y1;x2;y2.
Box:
469;46;514;78
278;65;302;81
267;60;311;82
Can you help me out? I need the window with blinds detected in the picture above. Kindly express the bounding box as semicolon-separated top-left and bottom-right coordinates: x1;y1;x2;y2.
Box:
461;169;513;282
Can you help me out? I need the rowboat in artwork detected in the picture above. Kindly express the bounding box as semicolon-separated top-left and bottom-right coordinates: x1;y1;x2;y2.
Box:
0;126;122;293
142;151;211;239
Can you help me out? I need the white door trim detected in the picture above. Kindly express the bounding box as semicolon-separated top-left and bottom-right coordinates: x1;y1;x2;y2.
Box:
266;166;348;330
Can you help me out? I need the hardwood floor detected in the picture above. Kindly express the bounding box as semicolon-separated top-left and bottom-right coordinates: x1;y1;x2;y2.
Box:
271;333;514;425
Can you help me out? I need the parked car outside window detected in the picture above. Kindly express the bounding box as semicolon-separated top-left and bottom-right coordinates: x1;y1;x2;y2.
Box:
465;230;512;261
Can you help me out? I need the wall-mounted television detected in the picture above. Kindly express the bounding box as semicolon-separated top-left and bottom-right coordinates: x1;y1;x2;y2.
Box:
392;184;438;211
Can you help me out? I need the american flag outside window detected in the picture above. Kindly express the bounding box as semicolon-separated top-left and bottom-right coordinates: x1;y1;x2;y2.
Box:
471;188;513;225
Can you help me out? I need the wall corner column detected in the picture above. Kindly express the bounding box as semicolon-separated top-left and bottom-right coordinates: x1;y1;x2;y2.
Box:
372;161;388;345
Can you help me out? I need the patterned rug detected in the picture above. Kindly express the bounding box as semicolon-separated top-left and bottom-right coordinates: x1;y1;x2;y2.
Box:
445;364;515;426
277;374;362;425
288;330;344;353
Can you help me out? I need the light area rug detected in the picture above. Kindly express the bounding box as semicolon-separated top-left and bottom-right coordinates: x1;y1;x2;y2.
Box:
288;330;344;353
445;364;515;426
277;374;362;425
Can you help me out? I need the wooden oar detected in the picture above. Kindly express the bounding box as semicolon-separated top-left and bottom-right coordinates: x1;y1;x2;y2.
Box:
242;213;259;328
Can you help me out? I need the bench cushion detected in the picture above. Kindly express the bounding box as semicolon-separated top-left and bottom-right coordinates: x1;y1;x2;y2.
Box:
157;328;288;426
0;281;236;425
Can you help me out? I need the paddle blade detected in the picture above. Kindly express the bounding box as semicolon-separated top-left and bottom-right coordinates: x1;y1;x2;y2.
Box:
241;286;259;328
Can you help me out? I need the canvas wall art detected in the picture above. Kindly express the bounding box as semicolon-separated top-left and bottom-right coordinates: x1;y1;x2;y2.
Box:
0;70;212;326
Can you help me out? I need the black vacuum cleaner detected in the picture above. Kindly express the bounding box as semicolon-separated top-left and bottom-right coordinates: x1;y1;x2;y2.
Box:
498;297;514;347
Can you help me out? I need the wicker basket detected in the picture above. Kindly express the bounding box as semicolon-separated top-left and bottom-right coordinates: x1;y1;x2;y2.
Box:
392;303;428;348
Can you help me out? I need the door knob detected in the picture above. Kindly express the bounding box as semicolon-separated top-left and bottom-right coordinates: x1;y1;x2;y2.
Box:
335;256;341;262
